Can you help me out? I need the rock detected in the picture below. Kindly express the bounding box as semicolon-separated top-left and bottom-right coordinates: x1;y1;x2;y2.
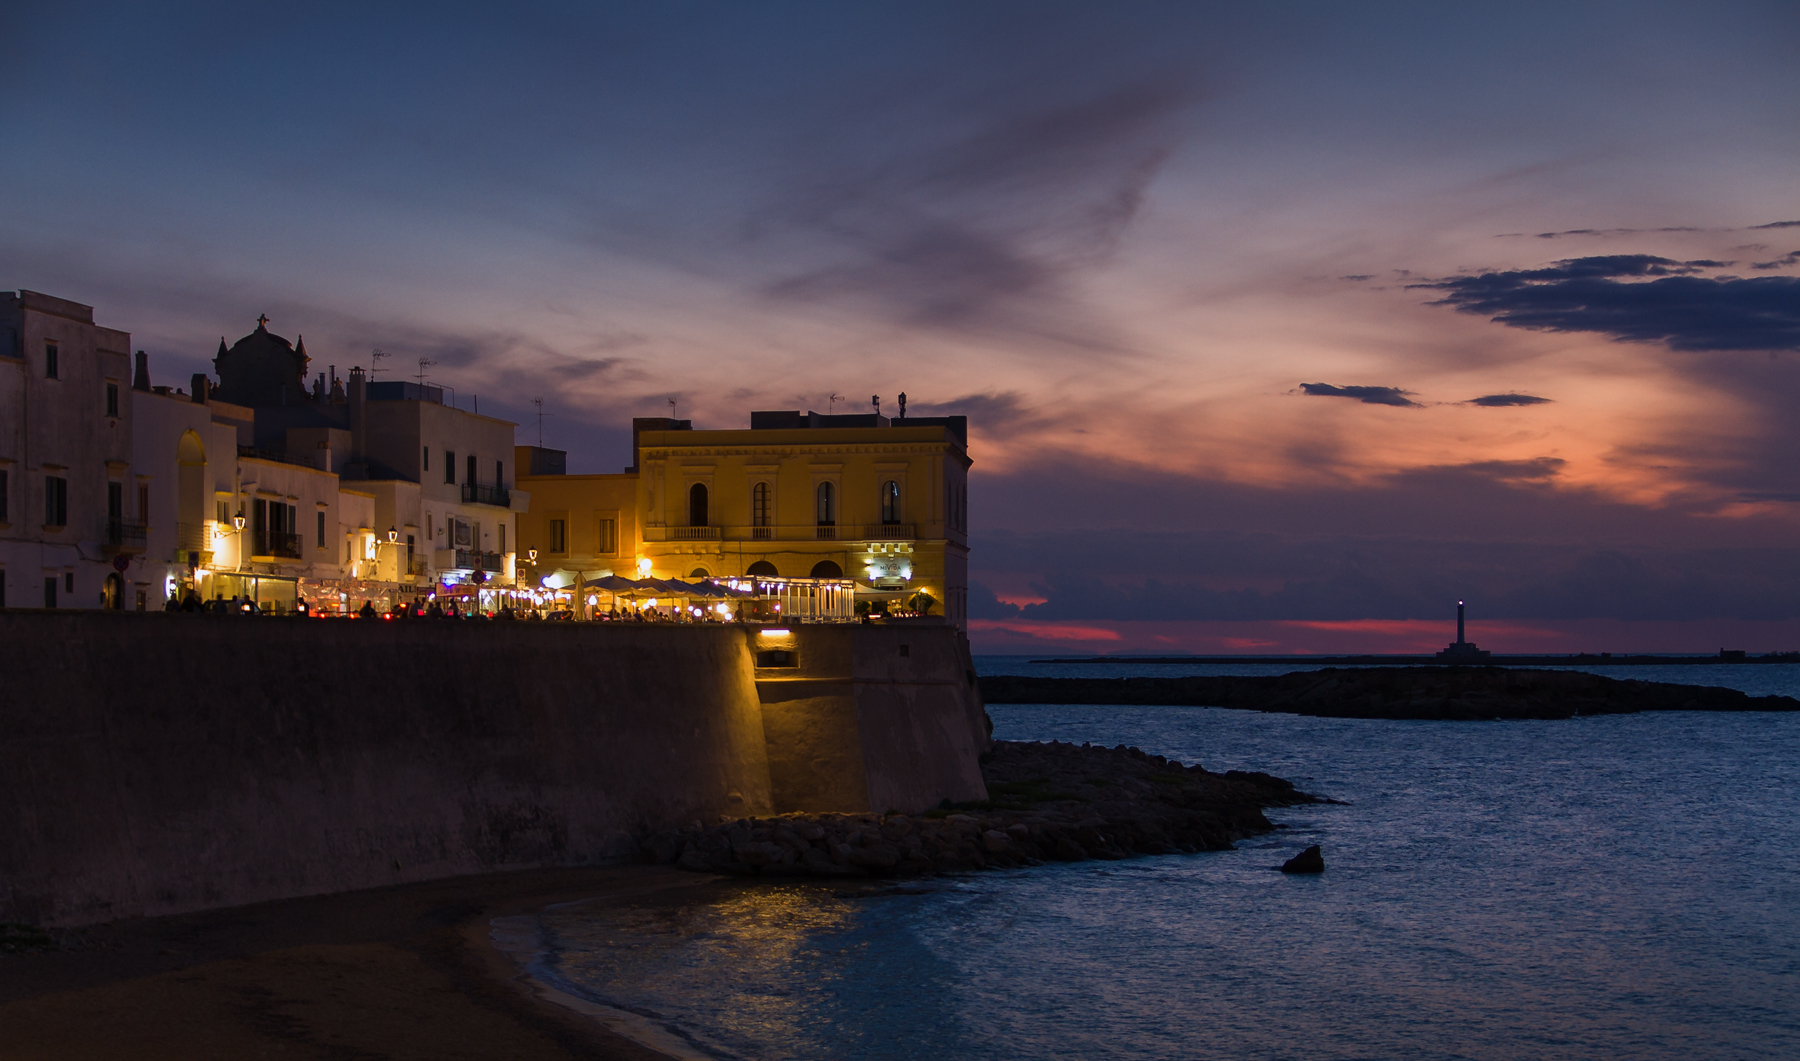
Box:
1280;845;1325;874
732;840;784;867
982;829;1012;853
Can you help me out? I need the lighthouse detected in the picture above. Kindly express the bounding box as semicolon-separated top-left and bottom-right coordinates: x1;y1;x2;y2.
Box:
1437;599;1491;660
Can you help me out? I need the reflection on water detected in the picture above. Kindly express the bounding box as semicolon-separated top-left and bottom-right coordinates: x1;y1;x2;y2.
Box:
537;706;1800;1060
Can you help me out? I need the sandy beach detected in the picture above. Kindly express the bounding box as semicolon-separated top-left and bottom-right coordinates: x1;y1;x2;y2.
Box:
0;864;693;1061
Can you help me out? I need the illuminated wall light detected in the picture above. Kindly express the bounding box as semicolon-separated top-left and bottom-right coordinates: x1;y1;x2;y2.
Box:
759;628;790;636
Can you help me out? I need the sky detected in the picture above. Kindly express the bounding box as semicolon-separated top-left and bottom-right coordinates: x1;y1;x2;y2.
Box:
5;2;1799;654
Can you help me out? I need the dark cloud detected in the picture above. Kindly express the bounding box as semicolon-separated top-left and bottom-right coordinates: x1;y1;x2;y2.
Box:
1419;255;1800;351
1449;457;1564;481
1752;251;1800;270
1339;274;1374;281
1751;221;1800;229
973;528;1800;623
1535;226;1704;239
1466;392;1552;406
756;81;1190;348
1298;383;1420;407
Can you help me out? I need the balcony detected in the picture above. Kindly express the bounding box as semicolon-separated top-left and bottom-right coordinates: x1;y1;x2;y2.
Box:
106;519;148;550
643;524;919;543
259;532;303;559
455;548;503;571
462;483;512;508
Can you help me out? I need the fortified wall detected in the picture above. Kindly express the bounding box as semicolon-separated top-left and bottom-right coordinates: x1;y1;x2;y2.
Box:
0;614;989;926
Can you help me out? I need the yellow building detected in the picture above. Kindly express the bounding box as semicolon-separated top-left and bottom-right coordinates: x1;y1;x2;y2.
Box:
514;411;971;626
511;445;639;591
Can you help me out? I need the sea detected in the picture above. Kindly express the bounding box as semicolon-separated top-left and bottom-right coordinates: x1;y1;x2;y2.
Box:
517;657;1800;1060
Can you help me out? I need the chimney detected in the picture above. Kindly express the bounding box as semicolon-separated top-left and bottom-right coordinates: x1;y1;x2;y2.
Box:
190;373;209;404
133;350;151;391
348;366;367;461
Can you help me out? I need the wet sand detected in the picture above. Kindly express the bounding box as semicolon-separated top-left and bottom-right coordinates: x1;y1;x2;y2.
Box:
0;864;692;1061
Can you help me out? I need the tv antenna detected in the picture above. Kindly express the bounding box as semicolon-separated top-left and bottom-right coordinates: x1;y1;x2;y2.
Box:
370;347;391;380
530;397;553;447
415;357;437;386
668;396;678;420
828;392;843;413
871;394;881;415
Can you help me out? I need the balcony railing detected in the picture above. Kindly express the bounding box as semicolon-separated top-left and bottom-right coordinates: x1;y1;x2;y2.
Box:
259;532;303;559
643;523;919;543
238;444;314;468
455;549;503;571
462;483;512;507
107;519;148;549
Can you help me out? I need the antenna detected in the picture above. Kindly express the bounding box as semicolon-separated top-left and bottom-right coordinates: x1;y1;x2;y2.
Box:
828;392;843;414
415;357;438;386
530;397;551;448
370;347;391;381
668;396;678;420
898;391;906;419
871;394;881;415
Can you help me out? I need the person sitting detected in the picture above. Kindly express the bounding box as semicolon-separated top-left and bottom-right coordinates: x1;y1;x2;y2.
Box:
357;599;376;619
427;599;444;619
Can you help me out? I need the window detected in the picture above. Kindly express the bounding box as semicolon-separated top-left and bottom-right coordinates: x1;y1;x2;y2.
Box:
1;469;8;522
0;569;6;608
466;454;477;487
816;481;834;525
549;519;566;553
747;560;778;577
881;480;900;524
108;482;123;524
44;576;56;609
45;475;67;526
137;483;149;523
64;571;74;593
752;482;771;528
499;523;506;553
44;342;58;379
317;511;326;547
106;382;119;417
597;518;617;554
689;482;708;526
423;446;430;472
810;559;843;578
218;500;230;524
445;451;456;484
406;534;415;567
495;460;503;488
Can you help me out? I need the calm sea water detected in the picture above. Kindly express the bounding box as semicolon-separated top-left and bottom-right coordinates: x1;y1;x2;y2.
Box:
529;662;1800;1060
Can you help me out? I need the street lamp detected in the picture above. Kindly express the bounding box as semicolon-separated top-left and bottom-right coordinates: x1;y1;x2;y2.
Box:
528;548;538;563
387;525;398;543
232;508;247;574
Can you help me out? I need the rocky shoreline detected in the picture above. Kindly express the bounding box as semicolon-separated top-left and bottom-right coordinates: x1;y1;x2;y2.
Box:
980;667;1800;721
642;740;1326;878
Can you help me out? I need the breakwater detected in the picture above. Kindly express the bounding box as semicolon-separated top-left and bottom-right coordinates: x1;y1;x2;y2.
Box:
980;666;1800;720
643;739;1321;877
0;613;988;926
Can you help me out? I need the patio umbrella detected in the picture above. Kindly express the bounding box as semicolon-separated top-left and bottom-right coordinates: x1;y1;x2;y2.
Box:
583;575;646;592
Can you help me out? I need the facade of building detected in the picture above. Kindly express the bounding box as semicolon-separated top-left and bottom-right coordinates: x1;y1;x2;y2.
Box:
212;321;527;593
516;411;972;626
0;291;139;609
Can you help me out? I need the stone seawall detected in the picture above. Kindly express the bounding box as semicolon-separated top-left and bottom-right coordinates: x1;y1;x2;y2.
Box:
0;614;988;926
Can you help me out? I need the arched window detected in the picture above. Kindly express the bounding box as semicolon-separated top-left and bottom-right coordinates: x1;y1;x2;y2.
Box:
689;482;708;527
752;481;771;538
689;567;710;579
815;481;834;525
880;480;900;524
746;560;779;577
810;559;843;578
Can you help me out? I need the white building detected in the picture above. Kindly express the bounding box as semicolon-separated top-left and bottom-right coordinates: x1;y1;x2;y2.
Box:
0;291;139;609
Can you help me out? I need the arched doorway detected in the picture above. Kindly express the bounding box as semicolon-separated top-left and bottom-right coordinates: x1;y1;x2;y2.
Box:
104;573;124;609
688;483;708;526
810;559;843;578
746;560;778;577
689;567;710;579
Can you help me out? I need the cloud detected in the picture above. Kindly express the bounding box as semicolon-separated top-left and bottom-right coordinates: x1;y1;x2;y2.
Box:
1752;221;1800;229
1752;251;1800;270
1297;382;1420;407
1419;255;1800;351
755;80;1190;349
1466;392;1551;406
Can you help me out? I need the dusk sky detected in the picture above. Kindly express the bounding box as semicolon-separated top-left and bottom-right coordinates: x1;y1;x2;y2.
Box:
6;2;1799;653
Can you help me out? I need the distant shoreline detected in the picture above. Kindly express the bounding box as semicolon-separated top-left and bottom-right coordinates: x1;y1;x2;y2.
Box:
1015;653;1799;666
